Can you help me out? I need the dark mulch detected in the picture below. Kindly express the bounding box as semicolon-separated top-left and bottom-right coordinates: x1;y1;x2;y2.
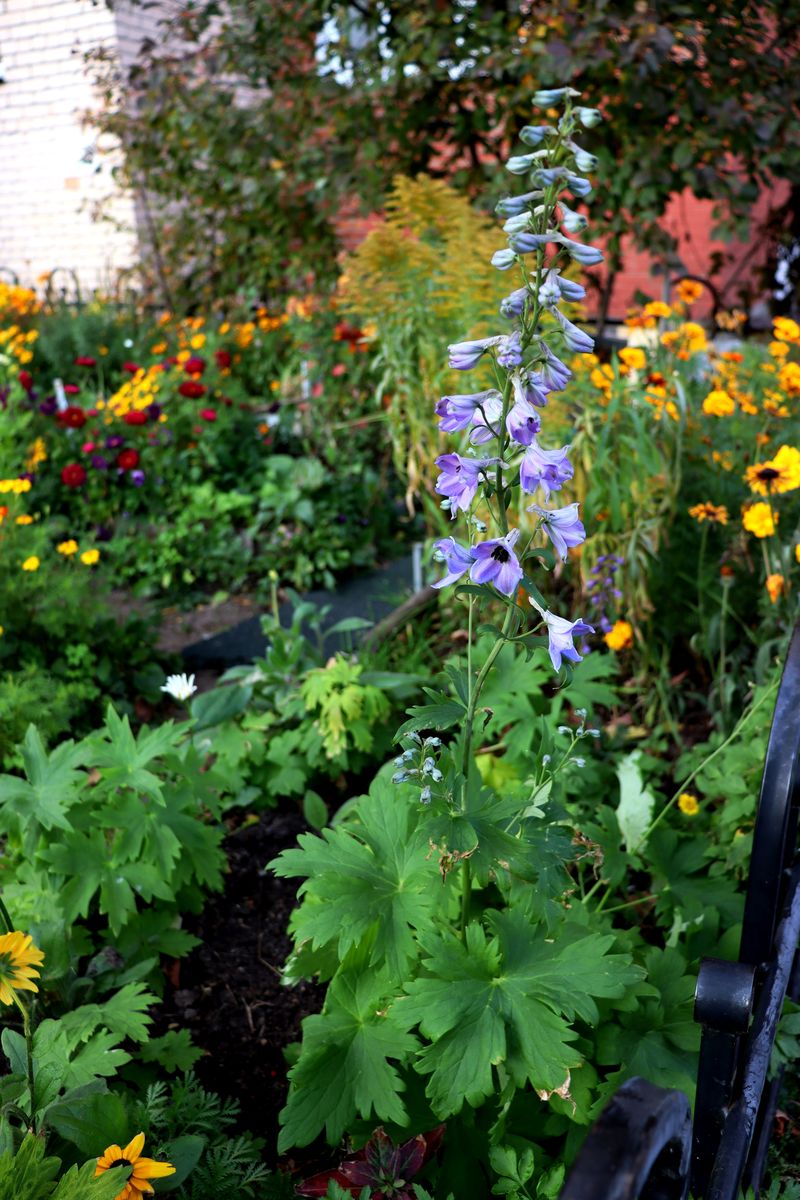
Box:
157;809;324;1160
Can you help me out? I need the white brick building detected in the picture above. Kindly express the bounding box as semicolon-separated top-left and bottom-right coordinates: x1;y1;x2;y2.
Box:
0;0;169;293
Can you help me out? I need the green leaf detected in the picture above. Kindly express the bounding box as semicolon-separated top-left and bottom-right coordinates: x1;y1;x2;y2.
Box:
273;781;442;978
89;707;181;803
278;966;418;1150
190;683;252;732
396;909;642;1117
153;1135;205;1192
60;983;157;1044
138;1030;203;1073
47;1089;128;1157
53;1161;131;1200
302;789;329;830
0;725;86;837
615;751;656;854
395;693;465;738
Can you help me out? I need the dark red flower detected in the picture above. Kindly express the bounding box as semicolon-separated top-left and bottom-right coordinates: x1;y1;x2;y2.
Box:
59;405;87;429
117;449;140;470
74;356;97;367
18;370;33;391
333;321;364;344
184;356;206;377
178;380;206;399
122;361;141;374
214;349;232;369
199;408;217;422
123;410;148;426
61;463;87;488
63;384;80;395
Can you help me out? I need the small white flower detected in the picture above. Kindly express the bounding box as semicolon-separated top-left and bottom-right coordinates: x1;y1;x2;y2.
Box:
160;672;197;702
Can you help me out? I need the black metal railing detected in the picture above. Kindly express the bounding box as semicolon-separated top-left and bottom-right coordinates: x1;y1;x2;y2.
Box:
560;623;800;1200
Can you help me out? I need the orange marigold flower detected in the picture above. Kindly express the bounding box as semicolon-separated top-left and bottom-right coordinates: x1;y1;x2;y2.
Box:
619;346;647;370
766;574;785;604
642;300;672;319
675;279;704;305
689;502;728;525
702;388;735;417
604;620;634;651
742;502;777;539
773;316;800;344
778;361;800;395
768;340;790;359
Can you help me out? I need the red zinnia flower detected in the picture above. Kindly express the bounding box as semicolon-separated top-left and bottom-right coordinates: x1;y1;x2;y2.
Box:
122;361;141;374
64;384;80;395
61;463;87;488
59;405;87;429
123;410;148;426
199;408;217;422
214;349;232;369
178;381;206;399
184;356;206;376
117;449;140;470
18;370;33;391
74;356;97;367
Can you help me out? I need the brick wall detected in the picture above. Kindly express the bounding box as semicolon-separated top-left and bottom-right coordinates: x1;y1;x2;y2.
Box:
0;0;141;292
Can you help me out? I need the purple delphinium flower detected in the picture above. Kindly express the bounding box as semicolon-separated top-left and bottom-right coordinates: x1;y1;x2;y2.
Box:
553;308;595;353
540;610;595;672
91;454;109;471
533;167;569;188
528;502;586;560
435;453;492;517
448;336;502;370
469;393;504;445
95;525;114;542
146;403;162;421
520;440;574;498
130;469;145;487
432;537;474;589
538;268;585;307
500;287;529;319
435;390;501;434
507;375;542;446
567;174;593;198
491;249;517;271
559;236;604;266
470;528;524;595
39;396;57;416
497;331;523;368
495;190;543;218
533;344;572;392
510;231;557;255
105;435;124;449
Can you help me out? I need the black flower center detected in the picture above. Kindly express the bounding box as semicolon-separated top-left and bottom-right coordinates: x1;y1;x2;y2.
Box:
109;1158;132;1170
757;467;780;481
491;546;510;563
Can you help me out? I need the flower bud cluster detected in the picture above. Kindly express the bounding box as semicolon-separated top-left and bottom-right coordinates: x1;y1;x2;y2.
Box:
432;88;603;672
392;732;445;804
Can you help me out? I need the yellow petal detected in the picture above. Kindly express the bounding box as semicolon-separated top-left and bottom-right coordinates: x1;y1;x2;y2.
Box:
99;1145;123;1165
132;1158;176;1180
123;1132;146;1163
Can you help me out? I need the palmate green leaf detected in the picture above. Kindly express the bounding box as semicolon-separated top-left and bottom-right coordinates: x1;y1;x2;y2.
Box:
138;1029;202;1073
52;1161;130;1200
272;782;442;978
278;965;418;1151
60;982;157;1044
396;908;642;1117
88;706;182;803
0;725;86;837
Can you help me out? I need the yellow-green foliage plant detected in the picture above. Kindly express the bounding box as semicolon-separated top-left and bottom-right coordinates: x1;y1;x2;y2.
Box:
338;176;509;518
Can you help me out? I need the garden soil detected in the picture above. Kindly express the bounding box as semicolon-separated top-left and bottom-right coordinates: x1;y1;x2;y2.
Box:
156;808;326;1172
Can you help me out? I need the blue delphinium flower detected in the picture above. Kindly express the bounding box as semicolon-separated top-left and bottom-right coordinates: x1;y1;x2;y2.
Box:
497;331;523;368
436;390;501;433
507;377;543;445
540;610;595;671
448;336;503;370
553;308;595;353
528;502;586;560
520;440;574;498
470;529;524;595
500;287;529;318
432;537;474;588
435;453;494;516
532;344;572;392
558;236;604;266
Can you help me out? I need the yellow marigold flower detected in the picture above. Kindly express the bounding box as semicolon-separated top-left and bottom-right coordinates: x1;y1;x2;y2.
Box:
150;341;168;355
57;539;78;556
744;445;800;496
21;556;39;572
642;300;672;318
703;388;735;417
190;333;206;350
80;548;100;566
773;316;800;344
619;347;647;370
766;574;785;604
675;279;704;305
0;931;44;1005
742;502;777;539
715;308;747;331
95;1132;176;1199
769;340;790;359
689;502;729;525
604;620;634;651
678;793;700;816
15;514;33;525
219;321;231;335
778;361;800;395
